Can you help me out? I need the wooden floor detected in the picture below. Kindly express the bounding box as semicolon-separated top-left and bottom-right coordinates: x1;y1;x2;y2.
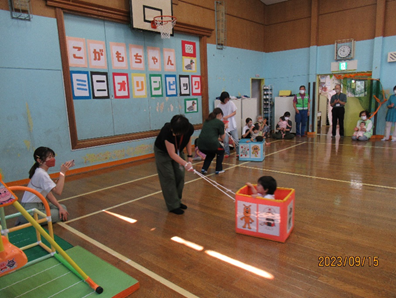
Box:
6;131;396;297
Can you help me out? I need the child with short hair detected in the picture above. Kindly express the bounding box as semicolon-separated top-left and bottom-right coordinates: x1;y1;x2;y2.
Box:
353;122;366;138
246;176;277;199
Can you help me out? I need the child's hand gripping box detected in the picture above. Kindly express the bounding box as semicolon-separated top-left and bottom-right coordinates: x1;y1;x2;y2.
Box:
235;185;295;243
238;139;265;161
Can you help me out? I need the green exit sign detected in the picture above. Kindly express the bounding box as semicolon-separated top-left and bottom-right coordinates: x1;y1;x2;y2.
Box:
339;62;347;70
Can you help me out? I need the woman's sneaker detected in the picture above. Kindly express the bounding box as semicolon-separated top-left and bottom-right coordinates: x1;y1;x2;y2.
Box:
201;169;207;174
215;170;225;174
381;137;389;141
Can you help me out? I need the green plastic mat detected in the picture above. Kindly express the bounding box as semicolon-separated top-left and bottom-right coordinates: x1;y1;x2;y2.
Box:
8;226;73;262
0;246;140;297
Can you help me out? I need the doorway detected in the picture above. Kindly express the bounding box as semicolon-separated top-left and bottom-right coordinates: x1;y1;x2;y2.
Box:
250;78;264;115
316;73;373;136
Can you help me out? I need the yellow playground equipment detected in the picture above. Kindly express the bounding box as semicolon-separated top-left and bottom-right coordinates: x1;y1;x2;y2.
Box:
0;174;103;294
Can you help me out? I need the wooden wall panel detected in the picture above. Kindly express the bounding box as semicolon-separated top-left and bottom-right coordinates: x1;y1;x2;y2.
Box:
175;0;265;50
319;0;377;15
384;0;396;37
78;0;129;11
265;18;311;52
172;1;215;31
224;15;265;52
177;0;265;24
3;0;396;53
224;0;266;24
318;4;376;46
265;0;311;25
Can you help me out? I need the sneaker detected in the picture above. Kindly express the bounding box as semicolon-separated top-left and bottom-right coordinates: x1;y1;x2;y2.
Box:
201;169;207;174
215;170;225;174
382;137;389;141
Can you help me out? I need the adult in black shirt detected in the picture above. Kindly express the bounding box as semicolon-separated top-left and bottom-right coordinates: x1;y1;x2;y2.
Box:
154;115;194;215
330;84;347;137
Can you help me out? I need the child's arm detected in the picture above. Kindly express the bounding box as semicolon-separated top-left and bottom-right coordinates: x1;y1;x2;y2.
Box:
246;182;258;197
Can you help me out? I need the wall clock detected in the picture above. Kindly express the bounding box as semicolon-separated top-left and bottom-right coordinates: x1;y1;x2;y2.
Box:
335;39;355;61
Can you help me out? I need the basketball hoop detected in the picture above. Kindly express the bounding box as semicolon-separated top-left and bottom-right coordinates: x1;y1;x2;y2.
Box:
151;15;177;39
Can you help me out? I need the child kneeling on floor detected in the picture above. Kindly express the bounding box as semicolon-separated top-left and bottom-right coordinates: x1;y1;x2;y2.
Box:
246;176;277;199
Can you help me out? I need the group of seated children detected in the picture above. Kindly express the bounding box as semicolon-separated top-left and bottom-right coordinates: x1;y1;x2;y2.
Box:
194;115;271;161
242;115;270;142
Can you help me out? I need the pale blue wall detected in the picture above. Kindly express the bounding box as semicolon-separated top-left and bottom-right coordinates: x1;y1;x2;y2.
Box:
207;45;265;110
1;9;396;182
264;37;396;134
0;11;201;182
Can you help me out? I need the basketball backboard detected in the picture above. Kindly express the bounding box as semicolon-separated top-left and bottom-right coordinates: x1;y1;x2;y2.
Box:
130;0;173;34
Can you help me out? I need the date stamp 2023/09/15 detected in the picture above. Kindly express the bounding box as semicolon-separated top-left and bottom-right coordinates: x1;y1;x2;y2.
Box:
318;256;379;267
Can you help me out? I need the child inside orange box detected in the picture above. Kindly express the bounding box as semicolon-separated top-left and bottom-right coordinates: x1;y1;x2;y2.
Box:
246;176;277;200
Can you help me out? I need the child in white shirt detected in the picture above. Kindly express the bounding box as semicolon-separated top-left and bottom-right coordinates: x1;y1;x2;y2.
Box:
246;176;277;199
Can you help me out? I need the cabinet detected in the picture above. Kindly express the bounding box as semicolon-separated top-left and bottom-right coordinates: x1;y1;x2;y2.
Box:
263;85;273;130
215;97;258;137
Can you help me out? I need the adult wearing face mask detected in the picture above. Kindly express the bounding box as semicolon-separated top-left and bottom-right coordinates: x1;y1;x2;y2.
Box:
293;85;310;137
330;84;347;137
352;110;373;141
272;111;295;139
381;85;396;142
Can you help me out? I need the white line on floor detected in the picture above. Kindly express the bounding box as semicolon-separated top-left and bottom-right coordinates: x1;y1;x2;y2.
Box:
58;222;200;298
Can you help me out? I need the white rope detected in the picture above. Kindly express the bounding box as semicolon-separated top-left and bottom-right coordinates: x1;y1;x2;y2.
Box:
194;170;235;201
227;131;239;147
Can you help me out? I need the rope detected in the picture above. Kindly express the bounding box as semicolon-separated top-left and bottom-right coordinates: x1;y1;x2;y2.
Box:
227;131;239;147
193;170;235;201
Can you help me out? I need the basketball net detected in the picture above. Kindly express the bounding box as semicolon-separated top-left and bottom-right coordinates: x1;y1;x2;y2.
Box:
152;16;176;39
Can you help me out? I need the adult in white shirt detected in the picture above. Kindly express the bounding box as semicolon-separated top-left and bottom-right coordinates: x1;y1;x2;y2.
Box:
16;147;73;225
217;91;239;157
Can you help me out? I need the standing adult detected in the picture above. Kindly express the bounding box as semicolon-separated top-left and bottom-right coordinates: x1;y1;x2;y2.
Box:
272;112;295;139
381;85;396;142
217;91;239;158
197;108;226;174
330;84;347;137
351;110;374;141
293;85;310;137
154;115;194;215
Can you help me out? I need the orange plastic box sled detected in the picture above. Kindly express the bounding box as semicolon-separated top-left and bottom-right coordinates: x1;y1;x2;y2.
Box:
235;185;295;243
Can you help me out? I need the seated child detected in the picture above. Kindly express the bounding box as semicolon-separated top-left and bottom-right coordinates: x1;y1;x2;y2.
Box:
246;176;277;199
353;122;366;138
256;115;270;138
277;116;291;139
250;124;264;142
